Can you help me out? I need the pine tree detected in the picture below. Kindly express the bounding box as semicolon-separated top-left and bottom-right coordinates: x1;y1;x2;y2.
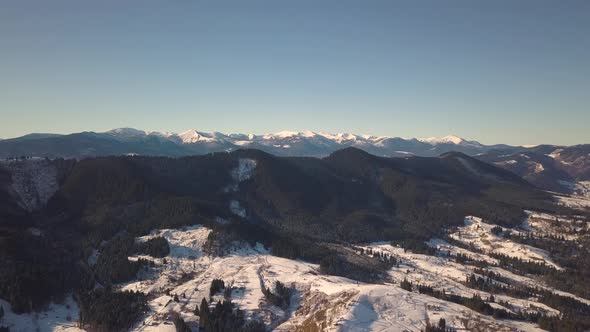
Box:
200;298;209;315
172;312;191;332
199;298;209;329
400;278;412;291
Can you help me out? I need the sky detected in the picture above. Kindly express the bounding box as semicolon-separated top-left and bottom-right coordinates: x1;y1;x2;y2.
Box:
0;0;588;145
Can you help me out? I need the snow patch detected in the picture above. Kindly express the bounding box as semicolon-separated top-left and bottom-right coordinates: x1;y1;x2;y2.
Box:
420;135;466;145
532;162;544;173
229;200;246;218
178;130;219;144
0;295;81;332
231;158;257;183
495;159;518;165
225;158;257;192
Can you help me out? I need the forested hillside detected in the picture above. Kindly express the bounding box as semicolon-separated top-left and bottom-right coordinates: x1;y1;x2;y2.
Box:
0;149;573;327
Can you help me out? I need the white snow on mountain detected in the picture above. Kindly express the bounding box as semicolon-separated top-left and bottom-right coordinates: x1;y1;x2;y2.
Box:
77;128;526;158
419;135;487;149
231;158;257;183
547;149;563;159
177;130;219;144
495;160;518;166
263;131;318;139
107;127;149;138
225;158;257;192
420;135;466;145
103;128;486;149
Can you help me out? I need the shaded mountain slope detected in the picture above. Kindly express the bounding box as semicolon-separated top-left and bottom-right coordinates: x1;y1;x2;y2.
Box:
478;144;590;193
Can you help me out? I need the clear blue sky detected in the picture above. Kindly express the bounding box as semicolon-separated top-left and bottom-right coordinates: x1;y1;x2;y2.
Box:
1;0;588;145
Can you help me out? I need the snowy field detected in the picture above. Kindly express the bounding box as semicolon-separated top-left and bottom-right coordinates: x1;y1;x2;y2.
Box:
0;296;82;332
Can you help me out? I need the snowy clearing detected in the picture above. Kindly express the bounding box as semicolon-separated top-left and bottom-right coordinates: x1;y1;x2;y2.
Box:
0;296;82;332
449;216;561;270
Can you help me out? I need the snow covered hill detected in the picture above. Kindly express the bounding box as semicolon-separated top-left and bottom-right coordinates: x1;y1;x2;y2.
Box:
119;212;590;332
116;224;551;332
2;208;590;331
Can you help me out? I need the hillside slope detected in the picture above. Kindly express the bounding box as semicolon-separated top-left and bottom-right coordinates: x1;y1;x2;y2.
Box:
0;148;577;331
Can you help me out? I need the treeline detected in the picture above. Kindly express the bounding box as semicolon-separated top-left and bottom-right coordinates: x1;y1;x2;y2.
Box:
93;234;144;285
356;247;399;267
464;273;590;329
445;236;556;276
405;274;590;331
390;239;436;255
0;228;83;313
453;253;488;268
136;236;170;257
270;236;391;282
504;231;590;300
488;252;553;275
462;214;590;304
195;298;265;332
77;288;148;331
424;318;448;332
262;281;292;309
415;284;513;320
197;278;266;331
93;234;172;285
319;253;385;282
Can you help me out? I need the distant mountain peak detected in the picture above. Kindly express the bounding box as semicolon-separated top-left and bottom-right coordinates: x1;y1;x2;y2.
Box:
263;131;318;139
420;135;467;145
107;127;148;137
177;129;219;144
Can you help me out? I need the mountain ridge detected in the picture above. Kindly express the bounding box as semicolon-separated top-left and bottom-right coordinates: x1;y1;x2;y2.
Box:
0;127;528;159
2;128;589;195
0;127;502;146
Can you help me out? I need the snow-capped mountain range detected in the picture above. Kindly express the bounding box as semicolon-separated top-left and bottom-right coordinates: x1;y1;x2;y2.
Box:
107;127;480;148
0;127;520;159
